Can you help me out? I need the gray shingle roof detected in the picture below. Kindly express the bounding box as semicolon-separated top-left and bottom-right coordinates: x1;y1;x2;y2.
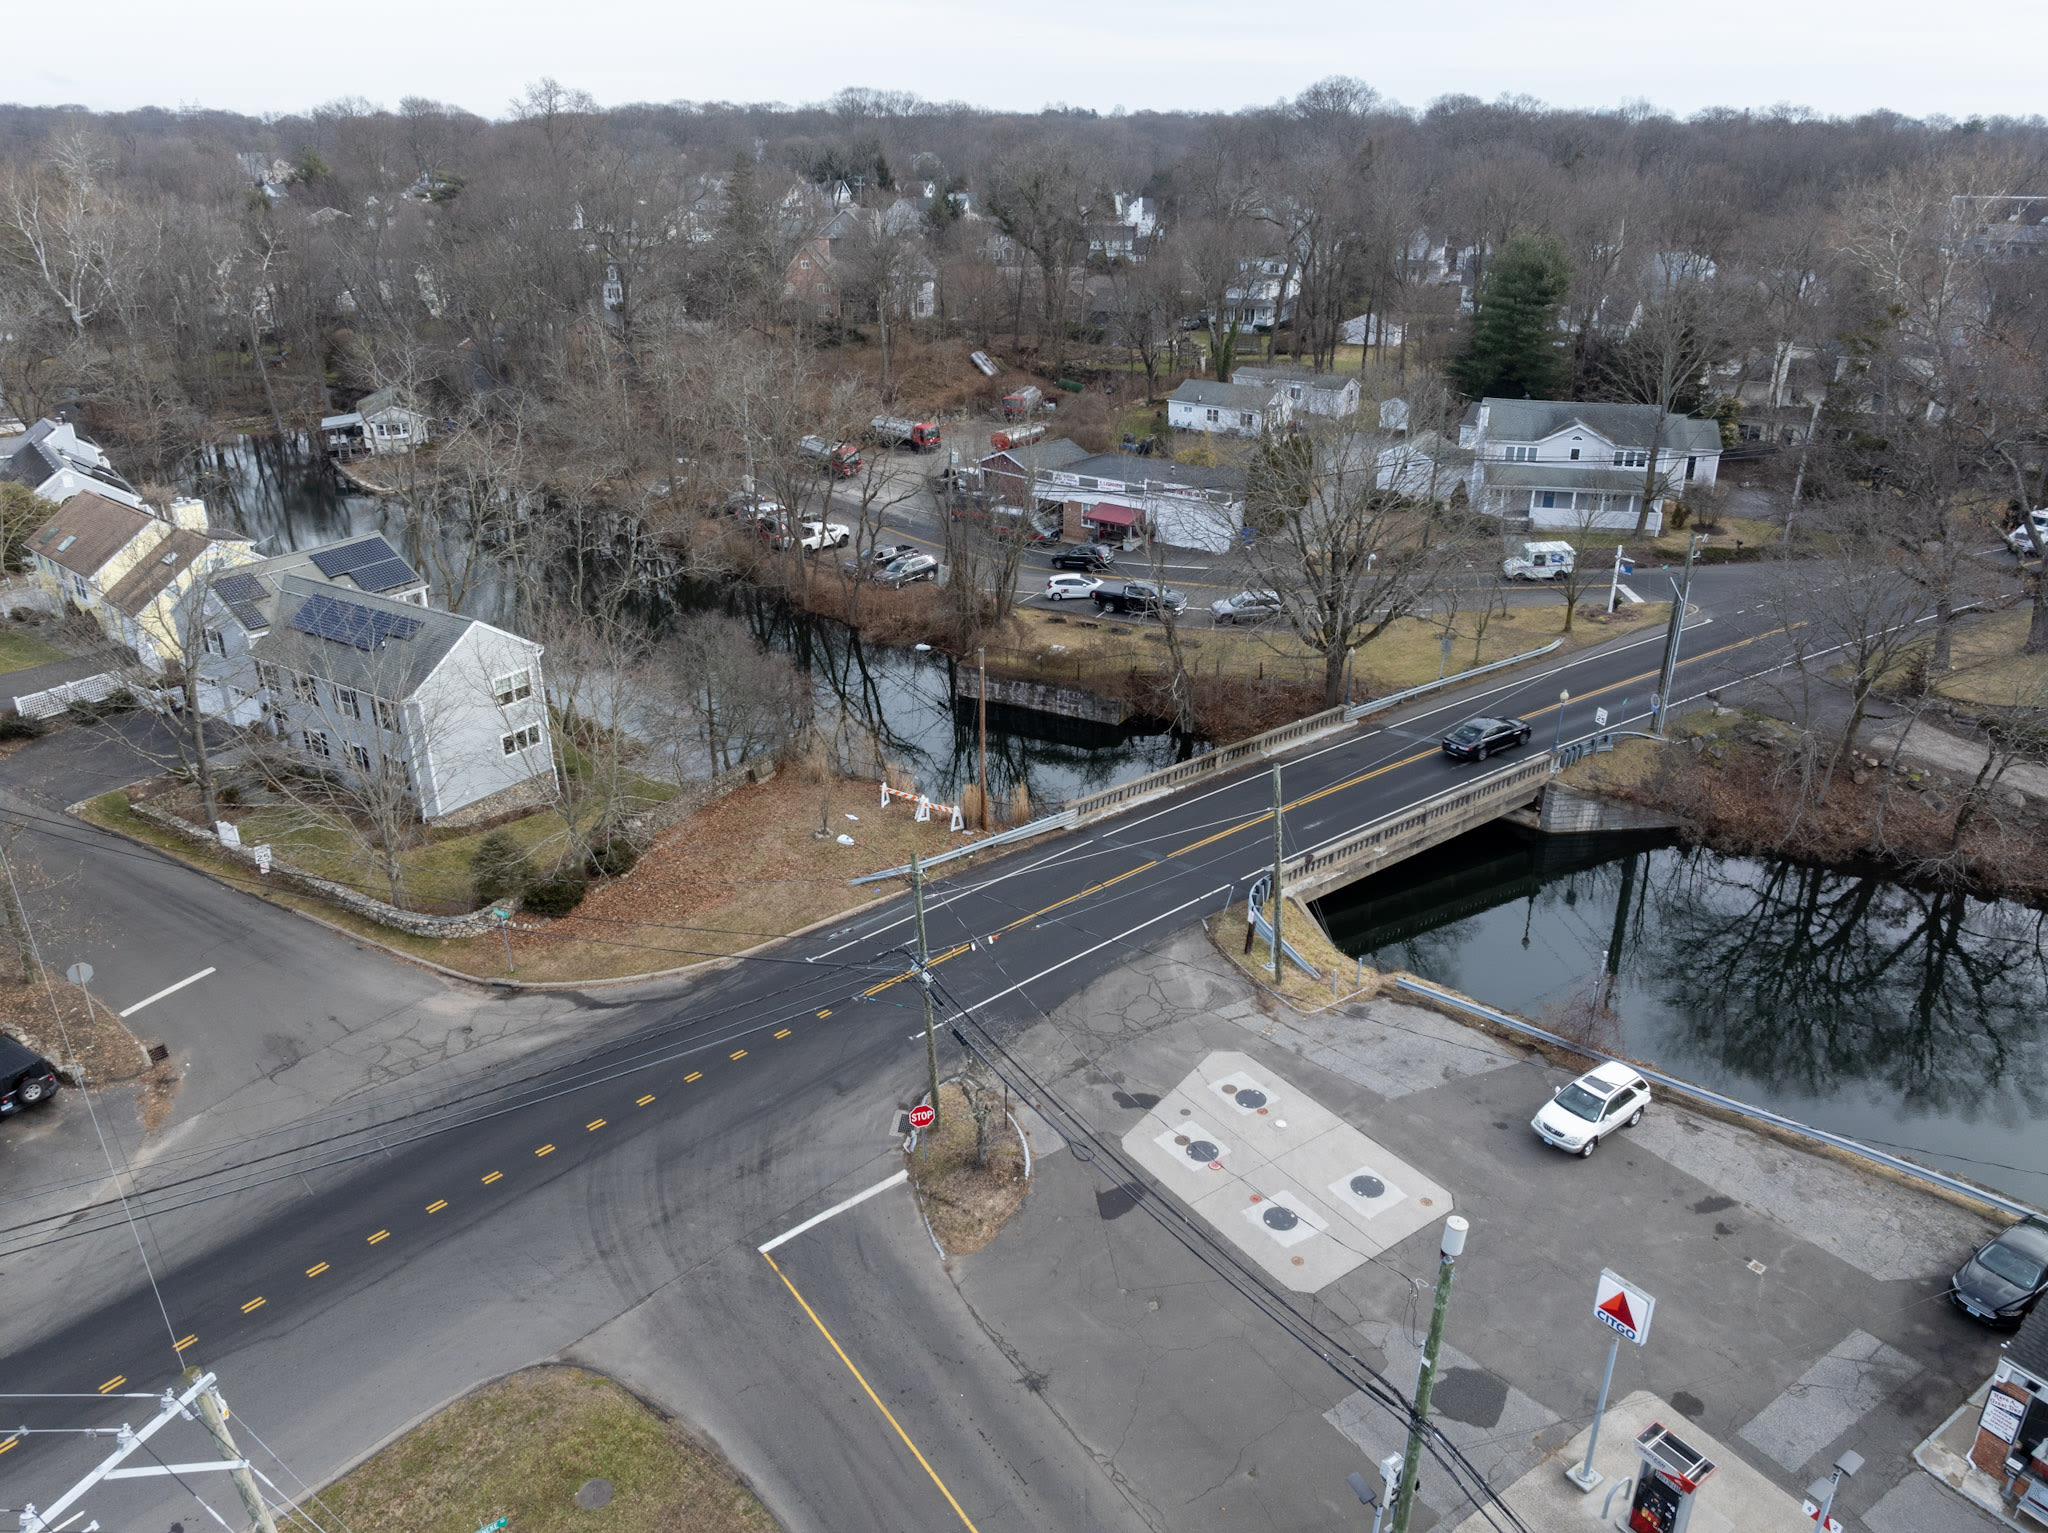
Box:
1169;380;1278;411
2010;1303;2048;1384
251;575;473;699
1478;398;1721;455
1062;452;1246;495
1232;366;1353;393
980;438;1092;474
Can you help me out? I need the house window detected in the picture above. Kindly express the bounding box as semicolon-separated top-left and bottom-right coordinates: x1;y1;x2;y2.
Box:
492;669;533;706
373;696;402;731
335;687;362;720
205;630;227;658
1205;408;1220;424
799;257;811;269
1686;456;1698;481
1506;446;1538;463
71;574;89;601
302;730;331;758
347;744;372;771
256;663;280;693
502;723;544;755
291;672;318;703
272;705;289;727
1612;450;1648;468
1569;447;1581;460
56;535;76;552
1539;491;1558;509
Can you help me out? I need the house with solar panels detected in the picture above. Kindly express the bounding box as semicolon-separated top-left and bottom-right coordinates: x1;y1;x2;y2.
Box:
188;537;553;824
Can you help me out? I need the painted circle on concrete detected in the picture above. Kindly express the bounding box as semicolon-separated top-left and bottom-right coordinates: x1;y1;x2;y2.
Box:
1262;1205;1300;1231
1350;1174;1386;1199
1236;1089;1268;1109
1186;1140;1220;1163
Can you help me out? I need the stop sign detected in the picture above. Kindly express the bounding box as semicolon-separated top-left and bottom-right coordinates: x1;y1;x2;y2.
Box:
908;1103;936;1130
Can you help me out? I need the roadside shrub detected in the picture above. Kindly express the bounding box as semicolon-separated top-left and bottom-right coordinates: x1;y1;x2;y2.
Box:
522;872;588;917
585;836;638;879
1667;501;1691;530
0;714;42;739
469;830;536;907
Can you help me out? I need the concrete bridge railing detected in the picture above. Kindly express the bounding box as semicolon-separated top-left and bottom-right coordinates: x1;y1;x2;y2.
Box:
1281;755;1553;901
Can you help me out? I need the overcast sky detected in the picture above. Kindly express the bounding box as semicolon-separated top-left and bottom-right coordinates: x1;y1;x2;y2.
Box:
19;0;2044;124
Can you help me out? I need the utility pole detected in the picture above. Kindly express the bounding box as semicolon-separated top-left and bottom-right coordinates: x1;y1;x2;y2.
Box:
977;646;989;830
1269;765;1285;986
912;853;938;1128
1652;534;1698;737
187;1366;279;1533
1390;1215;1469;1533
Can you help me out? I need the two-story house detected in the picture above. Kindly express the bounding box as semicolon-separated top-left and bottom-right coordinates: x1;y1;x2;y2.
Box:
1232;366;1361;419
192;554;553;825
1460;398;1722;535
1166;379;1292;437
1;418;144;508
1222;257;1298;330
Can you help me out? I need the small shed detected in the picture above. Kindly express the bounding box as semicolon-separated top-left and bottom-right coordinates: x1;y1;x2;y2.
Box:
1970;1304;2048;1520
326;387;430;457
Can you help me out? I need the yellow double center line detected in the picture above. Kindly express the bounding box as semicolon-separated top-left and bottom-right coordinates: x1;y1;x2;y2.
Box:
859;621;1787;998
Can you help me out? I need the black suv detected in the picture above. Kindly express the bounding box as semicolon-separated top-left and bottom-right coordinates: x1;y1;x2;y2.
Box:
1050;543;1116;571
1441;716;1532;762
1093;580;1188;618
0;1034;60;1115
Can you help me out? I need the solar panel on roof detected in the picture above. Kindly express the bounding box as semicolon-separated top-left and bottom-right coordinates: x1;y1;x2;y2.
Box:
288;591;425;651
308;537;399;579
346;555;421;593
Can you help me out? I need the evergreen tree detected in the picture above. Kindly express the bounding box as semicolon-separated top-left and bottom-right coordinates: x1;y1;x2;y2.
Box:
1449;236;1572;400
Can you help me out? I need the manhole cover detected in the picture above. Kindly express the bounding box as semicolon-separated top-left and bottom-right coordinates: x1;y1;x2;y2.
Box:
1221;1083;1238;1094
1262;1205;1300;1231
1186;1140;1220;1163
1173;1134;1190;1146
1179;1107;1192;1116
577;1478;614;1510
1236;1089;1267;1109
1350;1174;1386;1199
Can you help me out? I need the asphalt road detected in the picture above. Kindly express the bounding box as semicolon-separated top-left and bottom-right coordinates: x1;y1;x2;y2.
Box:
0;595;1804;1531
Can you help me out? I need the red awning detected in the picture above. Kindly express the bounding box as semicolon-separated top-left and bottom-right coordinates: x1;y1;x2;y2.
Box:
1085;503;1140;527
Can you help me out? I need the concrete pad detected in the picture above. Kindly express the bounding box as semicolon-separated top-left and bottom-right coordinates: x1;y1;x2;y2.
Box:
1243;995;1524;1100
1448;1391;1819;1533
1632;1100;1989;1282
1123;1050;1452;1291
1739;1328;1921;1473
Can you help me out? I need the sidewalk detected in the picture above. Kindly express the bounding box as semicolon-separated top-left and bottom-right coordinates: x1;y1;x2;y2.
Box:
1869;718;2048;801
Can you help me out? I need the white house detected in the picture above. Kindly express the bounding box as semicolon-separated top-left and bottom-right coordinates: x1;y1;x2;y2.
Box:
1340;313;1405;348
1167;379;1291;437
198;567;554;825
1461;398;1722;534
1232;366;1360;419
1375;431;1471;503
321;387;431;457
0;419;144;508
1025;451;1243;554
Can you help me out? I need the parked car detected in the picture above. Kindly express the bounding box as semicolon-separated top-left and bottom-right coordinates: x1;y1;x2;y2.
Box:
0;1034;60;1116
724;492;783;520
1210;589;1282;626
1093;580;1187;618
1531;1062;1649;1157
2007;512;2048;557
879;553;940;587
1441;715;1531;761
797;520;852;553
1502;540;1576;582
1951;1219;2048;1325
1043;573;1102;602
1050;543;1116;572
867;542;919;565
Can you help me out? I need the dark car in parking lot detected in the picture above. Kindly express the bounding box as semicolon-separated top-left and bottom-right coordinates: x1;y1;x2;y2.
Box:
1093;580;1187;618
1050;544;1116;572
1441;715;1531;762
0;1034;59;1115
1952;1218;2048;1325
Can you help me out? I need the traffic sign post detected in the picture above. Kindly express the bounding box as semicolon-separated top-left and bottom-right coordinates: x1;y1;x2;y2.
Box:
908;1102;936;1131
1567;1269;1657;1492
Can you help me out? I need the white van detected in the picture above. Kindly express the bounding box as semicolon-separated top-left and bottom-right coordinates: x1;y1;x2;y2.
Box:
1502;541;1577;582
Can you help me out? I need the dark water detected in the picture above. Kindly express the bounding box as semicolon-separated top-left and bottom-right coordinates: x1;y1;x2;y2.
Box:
192;437;1202;807
1317;823;2048;1204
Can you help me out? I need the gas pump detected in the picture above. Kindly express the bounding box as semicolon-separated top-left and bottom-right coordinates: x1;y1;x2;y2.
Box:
1627;1422;1717;1533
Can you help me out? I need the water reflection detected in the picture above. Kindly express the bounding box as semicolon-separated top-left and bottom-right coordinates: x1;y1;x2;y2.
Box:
1318;824;2048;1201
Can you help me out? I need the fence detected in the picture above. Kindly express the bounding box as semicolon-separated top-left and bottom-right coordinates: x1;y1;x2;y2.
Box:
1060;703;1354;823
14;671;126;720
1343;639;1563;722
1280;755;1552;900
1393;975;2041;1221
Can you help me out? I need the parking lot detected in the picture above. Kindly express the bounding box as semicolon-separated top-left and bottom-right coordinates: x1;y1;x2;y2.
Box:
953;927;2008;1530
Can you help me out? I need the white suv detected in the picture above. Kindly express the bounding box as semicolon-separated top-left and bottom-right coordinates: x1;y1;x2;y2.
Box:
1531;1062;1650;1158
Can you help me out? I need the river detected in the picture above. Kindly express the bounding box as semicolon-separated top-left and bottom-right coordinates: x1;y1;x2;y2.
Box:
1316;822;2048;1205
188;436;1205;808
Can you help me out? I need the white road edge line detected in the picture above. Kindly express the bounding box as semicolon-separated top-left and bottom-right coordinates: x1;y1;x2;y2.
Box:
118;967;217;1018
960;883;1233;1019
759;1169;910;1254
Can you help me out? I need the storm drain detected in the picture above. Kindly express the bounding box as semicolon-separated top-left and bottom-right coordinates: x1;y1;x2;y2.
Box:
1241;1191;1327;1247
1210;1074;1280;1116
1327;1165;1408;1220
1154;1122;1230;1173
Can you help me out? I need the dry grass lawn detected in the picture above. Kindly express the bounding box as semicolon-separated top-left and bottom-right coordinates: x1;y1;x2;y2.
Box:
906;1080;1031;1255
319;1367;776;1533
1914;608;2048;710
1215;895;1376;1010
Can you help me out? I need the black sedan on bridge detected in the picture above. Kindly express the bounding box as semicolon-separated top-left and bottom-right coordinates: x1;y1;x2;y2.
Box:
1441;715;1532;762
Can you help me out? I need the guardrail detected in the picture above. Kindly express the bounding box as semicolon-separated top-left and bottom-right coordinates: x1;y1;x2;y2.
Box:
850;808;1080;886
1344;639;1563;722
1392;975;2041;1220
1281;755;1553;898
1059;705;1353;824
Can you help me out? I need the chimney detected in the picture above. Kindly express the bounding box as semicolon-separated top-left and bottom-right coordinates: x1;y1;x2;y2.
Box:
168;496;209;532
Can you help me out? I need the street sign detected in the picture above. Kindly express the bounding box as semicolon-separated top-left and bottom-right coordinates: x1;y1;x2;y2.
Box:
65;962;93;987
1594;707;1609;728
252;843;273;874
908;1103;936;1130
1595;1268;1656;1345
